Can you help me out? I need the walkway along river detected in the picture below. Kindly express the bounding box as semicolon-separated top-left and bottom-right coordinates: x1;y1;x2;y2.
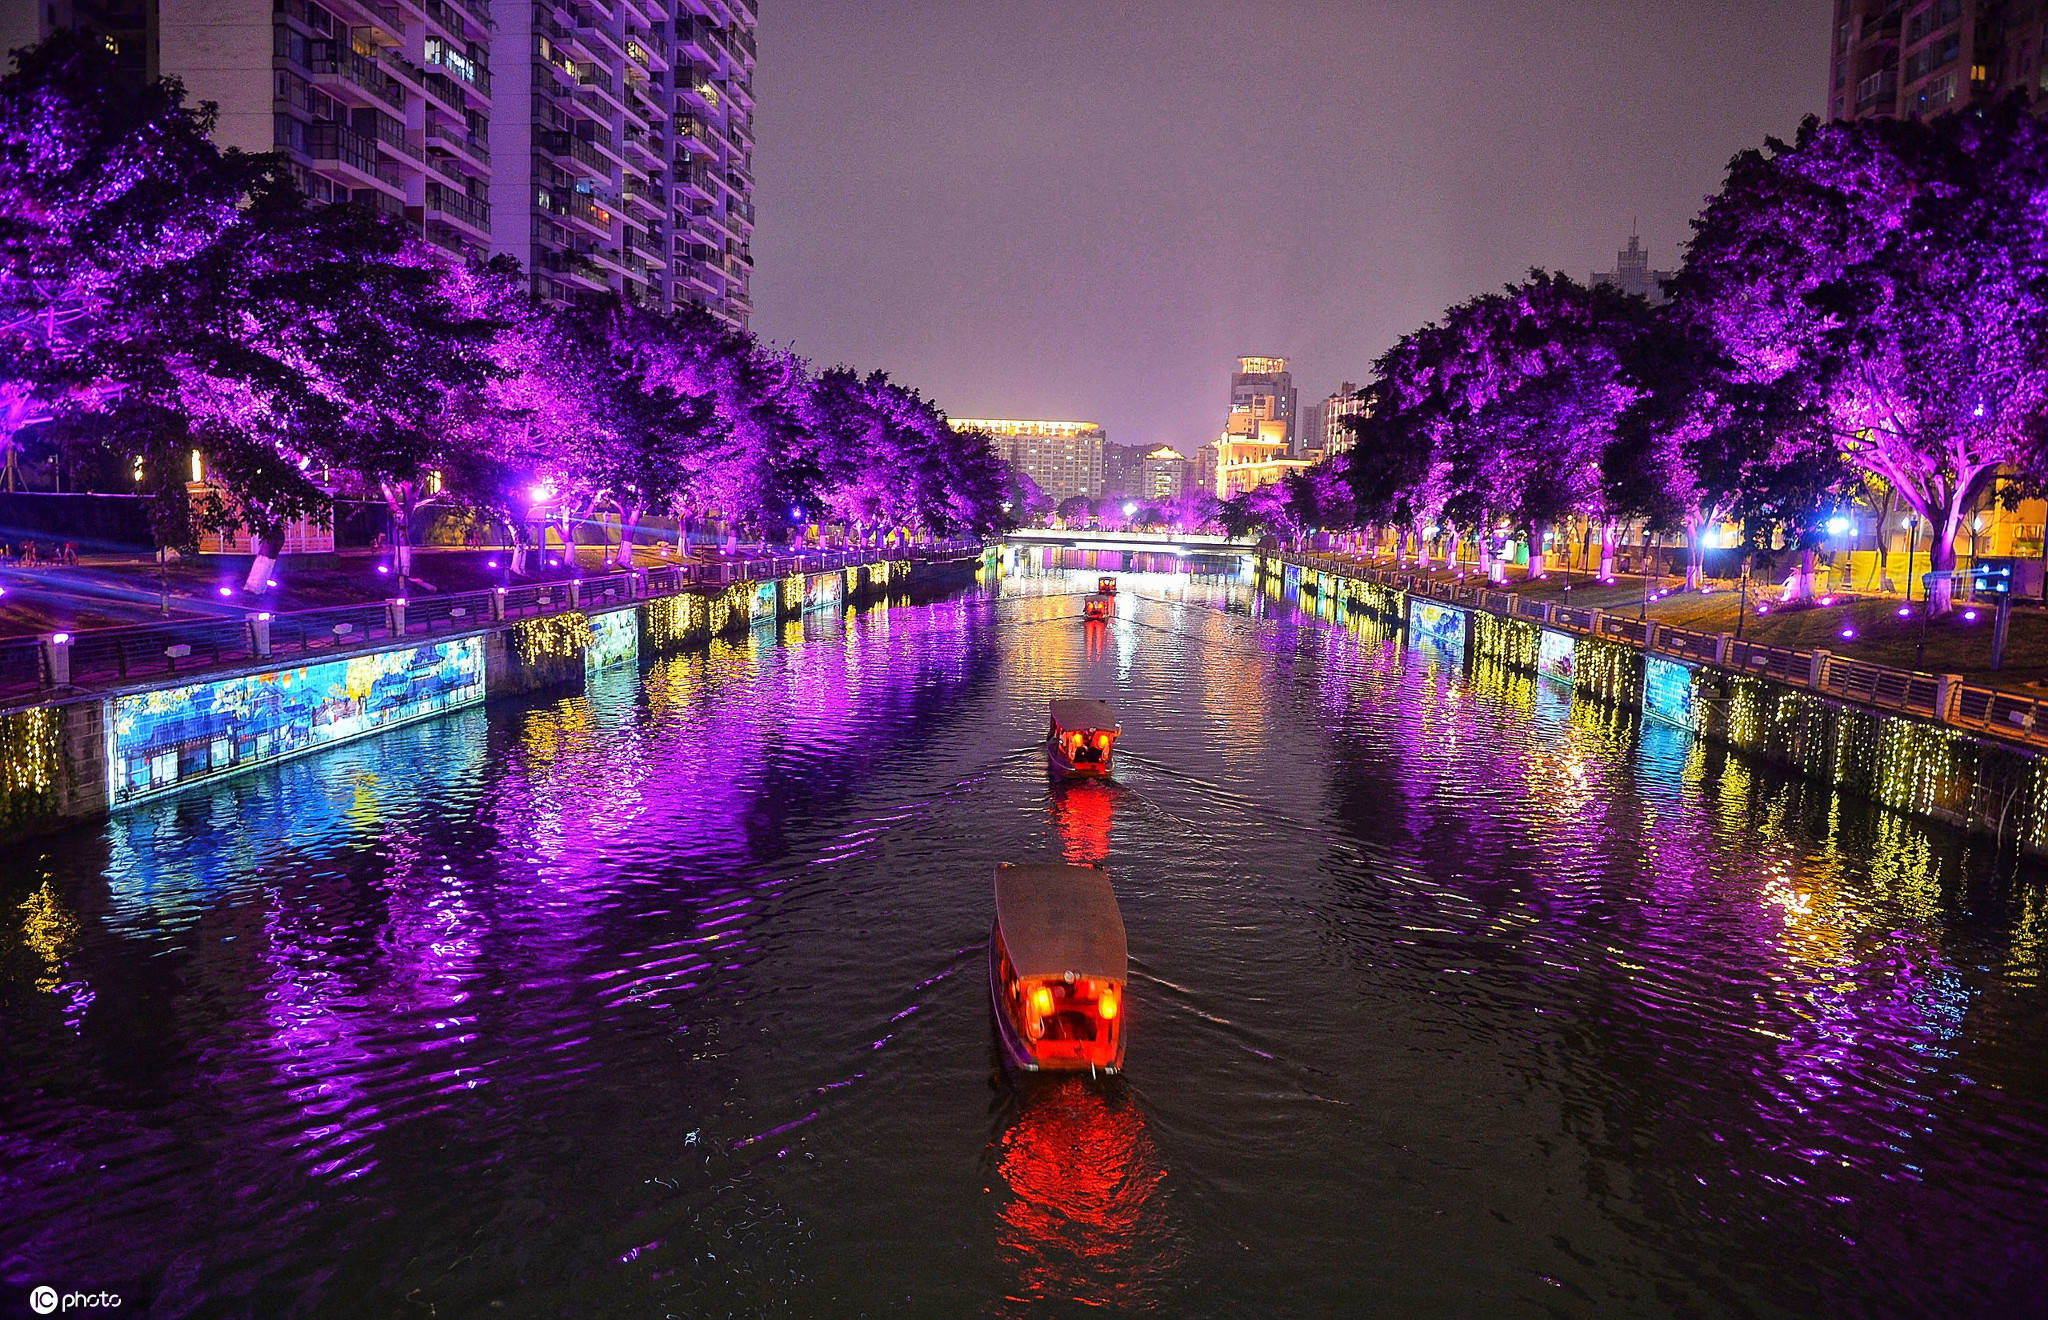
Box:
1;567;2044;1316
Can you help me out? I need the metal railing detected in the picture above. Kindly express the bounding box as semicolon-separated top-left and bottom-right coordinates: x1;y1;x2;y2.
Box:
1264;550;2048;753
0;544;986;706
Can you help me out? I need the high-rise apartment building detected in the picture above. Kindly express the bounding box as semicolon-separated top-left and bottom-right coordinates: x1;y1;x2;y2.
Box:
950;419;1106;505
151;0;497;262
490;0;755;321
1302;382;1365;461
1827;0;2048;122
23;0;754;324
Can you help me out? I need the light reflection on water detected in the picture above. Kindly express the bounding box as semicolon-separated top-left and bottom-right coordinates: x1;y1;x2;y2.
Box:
0;569;2044;1316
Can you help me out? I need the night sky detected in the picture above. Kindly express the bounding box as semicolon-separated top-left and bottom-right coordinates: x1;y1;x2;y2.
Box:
750;2;1829;454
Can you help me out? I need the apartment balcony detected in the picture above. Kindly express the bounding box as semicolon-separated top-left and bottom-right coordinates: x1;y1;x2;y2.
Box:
424;181;490;238
412;0;471;46
540;129;607;174
675;162;714;201
423;118;488;168
564;193;615;239
359;110;423;164
420;67;488;118
350;185;408;220
304;119;399;191
420;222;484;262
623;129;663;169
676;15;715;63
307;43;407;111
1857;68;1898;110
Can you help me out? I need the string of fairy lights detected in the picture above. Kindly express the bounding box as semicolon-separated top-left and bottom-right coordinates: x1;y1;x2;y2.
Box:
0;707;62;830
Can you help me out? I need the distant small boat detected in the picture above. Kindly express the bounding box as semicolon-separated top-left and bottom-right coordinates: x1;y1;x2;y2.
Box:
989;862;1128;1075
1097;575;1117;595
1046;699;1119;777
1083;594;1112;622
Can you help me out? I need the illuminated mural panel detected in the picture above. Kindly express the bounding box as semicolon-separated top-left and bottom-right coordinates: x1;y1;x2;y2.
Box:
749;580;778;626
587;608;640;673
1406;599;1467;663
107;639;485;809
1644;656;1698;731
1538;629;1576;687
802;571;844;614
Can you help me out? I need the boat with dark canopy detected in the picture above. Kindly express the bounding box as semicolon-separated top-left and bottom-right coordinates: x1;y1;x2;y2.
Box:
988;863;1128;1074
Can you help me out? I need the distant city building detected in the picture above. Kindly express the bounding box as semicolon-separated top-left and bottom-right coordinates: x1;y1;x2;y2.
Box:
1210;356;1308;498
1591;233;1674;304
1135;446;1189;504
951;419;1106;505
1304;382;1366;459
1101;439;1144;498
25;0;756;325
1231;355;1298;456
1826;0;2046;123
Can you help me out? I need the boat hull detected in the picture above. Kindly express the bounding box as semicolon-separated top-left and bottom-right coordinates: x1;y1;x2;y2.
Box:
989;922;1040;1073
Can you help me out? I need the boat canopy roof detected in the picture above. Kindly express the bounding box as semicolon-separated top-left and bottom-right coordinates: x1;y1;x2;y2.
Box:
994;863;1128;982
1049;699;1118;731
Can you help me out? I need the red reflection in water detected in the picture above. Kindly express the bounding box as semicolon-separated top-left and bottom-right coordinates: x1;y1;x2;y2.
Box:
992;1084;1172;1314
1051;781;1115;866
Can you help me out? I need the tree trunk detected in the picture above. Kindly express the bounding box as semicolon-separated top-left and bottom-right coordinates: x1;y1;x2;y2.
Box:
1530;524;1548;577
613;502;642;568
1685;520;1706;591
1598;522;1617;580
242;526;282;594
381;481;417;579
1782;547;1818;603
1928;521;1960;615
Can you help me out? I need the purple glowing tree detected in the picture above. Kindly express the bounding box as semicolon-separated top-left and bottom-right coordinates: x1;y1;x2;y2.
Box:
1681;101;2048;613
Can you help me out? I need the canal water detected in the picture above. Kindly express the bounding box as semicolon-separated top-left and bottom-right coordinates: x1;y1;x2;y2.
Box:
3;568;2046;1318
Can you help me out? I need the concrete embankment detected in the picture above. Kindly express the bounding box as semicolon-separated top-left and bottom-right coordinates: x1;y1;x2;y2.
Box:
1262;554;2048;858
0;550;995;844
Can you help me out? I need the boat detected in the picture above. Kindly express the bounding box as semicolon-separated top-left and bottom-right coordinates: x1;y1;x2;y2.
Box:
1046;698;1119;776
989;862;1128;1075
1082;594;1112;622
1096;575;1117;595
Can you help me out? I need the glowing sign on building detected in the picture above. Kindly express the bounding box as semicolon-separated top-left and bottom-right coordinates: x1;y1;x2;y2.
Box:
107;639;486;808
